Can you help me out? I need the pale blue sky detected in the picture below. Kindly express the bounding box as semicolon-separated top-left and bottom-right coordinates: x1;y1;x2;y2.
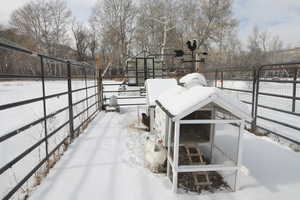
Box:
1;0;300;47
233;0;300;46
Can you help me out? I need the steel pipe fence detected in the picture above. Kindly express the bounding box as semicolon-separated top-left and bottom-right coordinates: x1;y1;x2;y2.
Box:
101;65;147;107
101;61;196;108
0;41;103;200
203;62;300;145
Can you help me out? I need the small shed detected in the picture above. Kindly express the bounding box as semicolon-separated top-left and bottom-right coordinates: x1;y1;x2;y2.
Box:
145;79;177;133
155;84;251;193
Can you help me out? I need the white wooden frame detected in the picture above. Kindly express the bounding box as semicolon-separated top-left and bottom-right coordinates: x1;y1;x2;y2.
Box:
166;107;245;193
149;106;155;134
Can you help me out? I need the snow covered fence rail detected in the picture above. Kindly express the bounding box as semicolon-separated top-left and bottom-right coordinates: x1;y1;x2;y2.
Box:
202;62;300;146
0;41;103;199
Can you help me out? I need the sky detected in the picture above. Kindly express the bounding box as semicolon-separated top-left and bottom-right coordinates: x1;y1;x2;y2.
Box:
233;0;300;47
0;0;300;47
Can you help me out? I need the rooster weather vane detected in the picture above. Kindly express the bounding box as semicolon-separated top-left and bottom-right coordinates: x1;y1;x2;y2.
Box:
186;39;198;52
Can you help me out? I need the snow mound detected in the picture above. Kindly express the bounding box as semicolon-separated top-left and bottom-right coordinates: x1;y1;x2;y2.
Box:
179;73;207;88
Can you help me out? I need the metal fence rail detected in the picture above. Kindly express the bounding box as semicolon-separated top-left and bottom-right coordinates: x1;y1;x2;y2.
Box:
203;62;300;145
101;62;196;108
102;67;147;107
0;41;103;200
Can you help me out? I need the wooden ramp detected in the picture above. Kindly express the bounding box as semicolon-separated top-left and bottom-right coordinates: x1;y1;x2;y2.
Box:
184;145;211;186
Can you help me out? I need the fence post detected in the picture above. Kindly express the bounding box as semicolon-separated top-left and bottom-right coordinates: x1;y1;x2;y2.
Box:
214;69;218;87
94;70;98;110
98;69;103;111
40;56;49;160
251;67;260;131
152;58;155;79
84;68;89;119
67;61;74;140
221;71;224;89
251;69;257;121
292;67;298;112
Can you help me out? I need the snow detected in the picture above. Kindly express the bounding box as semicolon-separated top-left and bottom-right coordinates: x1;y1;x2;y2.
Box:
157;85;251;120
145;79;177;106
1;80;300;200
27;107;300;200
179;73;207;87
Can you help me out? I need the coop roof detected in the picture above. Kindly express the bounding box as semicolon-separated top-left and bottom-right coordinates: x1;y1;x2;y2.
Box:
156;85;251;121
145;79;178;106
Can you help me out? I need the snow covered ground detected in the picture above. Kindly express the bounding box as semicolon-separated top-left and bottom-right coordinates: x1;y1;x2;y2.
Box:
1;80;300;199
28;107;300;200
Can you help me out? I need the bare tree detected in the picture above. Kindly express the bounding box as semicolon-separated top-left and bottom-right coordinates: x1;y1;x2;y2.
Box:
87;25;98;61
176;0;237;50
90;0;137;72
135;0;171;53
0;27;40;74
247;26;284;65
72;20;89;61
10;0;72;56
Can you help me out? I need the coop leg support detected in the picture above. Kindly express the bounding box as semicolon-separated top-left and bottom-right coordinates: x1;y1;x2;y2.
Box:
172;167;178;193
167;117;172;179
234;120;245;191
172;121;180;193
167;161;170;178
150;108;155;133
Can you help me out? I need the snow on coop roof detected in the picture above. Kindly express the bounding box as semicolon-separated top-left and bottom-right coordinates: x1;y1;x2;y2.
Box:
156;85;251;121
179;73;207;87
145;79;178;106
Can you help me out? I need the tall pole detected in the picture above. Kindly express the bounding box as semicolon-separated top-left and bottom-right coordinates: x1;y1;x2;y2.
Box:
191;50;195;72
148;17;177;65
161;23;167;64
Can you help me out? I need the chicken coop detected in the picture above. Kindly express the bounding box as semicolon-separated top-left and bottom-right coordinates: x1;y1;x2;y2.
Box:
145;79;177;133
155;84;251;193
152;73;208;145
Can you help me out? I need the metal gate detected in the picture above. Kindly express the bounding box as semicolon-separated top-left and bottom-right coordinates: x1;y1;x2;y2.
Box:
202;62;300;145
